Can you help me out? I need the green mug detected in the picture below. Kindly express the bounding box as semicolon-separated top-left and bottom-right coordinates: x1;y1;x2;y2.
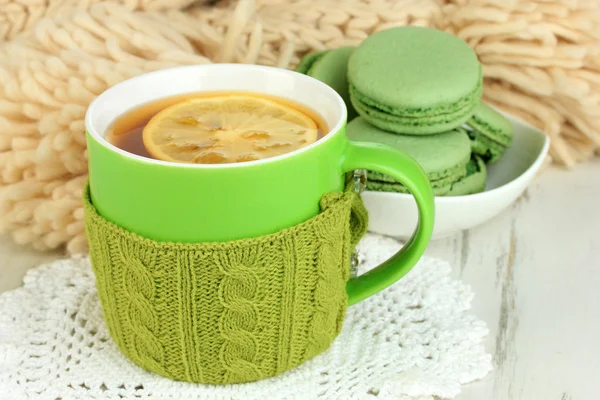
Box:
86;64;434;306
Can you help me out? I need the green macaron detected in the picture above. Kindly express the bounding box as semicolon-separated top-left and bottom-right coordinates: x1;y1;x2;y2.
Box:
296;47;357;121
346;117;472;195
447;156;487;196
295;50;328;74
348;27;483;135
464;103;514;164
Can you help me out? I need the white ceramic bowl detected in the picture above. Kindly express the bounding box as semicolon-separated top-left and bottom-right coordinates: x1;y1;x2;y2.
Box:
361;112;550;240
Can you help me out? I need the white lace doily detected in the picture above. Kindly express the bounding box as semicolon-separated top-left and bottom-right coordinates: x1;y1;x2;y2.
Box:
0;234;492;400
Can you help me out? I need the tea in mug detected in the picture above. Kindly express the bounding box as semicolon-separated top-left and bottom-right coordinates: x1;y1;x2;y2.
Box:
105;91;329;164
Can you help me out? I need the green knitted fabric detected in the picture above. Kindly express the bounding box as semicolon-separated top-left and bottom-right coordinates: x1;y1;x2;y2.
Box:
84;183;368;385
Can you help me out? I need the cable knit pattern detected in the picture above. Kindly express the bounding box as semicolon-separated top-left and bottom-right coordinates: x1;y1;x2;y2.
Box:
305;193;351;359
216;251;262;383
119;245;165;375
83;182;368;384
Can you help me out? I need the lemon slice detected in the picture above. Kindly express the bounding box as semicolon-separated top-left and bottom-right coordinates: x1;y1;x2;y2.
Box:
142;94;319;164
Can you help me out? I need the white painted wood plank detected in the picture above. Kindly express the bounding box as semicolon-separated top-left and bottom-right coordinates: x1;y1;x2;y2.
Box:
428;160;600;400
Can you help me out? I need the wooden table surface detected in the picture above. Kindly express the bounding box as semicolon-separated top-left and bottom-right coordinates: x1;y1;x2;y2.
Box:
1;160;599;400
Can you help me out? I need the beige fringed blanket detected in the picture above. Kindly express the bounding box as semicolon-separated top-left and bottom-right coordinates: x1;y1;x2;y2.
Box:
0;0;599;254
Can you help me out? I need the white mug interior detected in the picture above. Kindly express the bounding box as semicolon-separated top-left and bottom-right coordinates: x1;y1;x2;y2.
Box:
85;64;347;167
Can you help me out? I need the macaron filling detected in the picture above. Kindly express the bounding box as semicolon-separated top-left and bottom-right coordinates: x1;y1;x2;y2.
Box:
366;180;453;196
367;163;467;186
447;156;487;196
465;129;507;163
366;160;468;195
349;78;482;119
350;82;482;134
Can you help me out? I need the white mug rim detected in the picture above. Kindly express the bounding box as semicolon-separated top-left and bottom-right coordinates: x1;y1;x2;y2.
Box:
85;64;347;169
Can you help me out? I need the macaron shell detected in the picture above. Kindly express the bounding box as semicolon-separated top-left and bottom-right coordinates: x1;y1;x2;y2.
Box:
346;117;472;180
467;102;514;147
447;156;487;196
307;47;357;121
348;27;482;112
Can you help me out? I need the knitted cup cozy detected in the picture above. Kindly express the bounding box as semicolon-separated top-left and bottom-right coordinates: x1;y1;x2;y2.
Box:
83;182;368;384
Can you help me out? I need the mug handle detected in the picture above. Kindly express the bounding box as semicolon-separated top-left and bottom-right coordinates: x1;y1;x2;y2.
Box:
342;140;435;306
